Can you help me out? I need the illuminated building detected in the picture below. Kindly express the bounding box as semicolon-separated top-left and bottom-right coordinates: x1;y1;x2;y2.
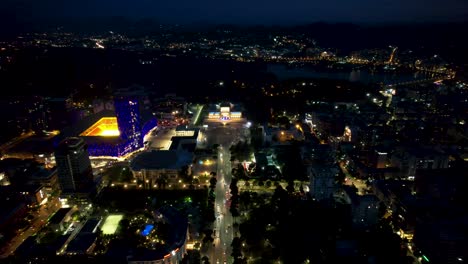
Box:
70;100;157;157
207;102;242;121
58;90;156;158
130;150;193;188
79;117;120;137
114;97;143;154
54;137;93;192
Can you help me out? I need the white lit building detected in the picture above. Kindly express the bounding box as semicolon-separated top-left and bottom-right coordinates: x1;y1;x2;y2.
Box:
207;102;242;121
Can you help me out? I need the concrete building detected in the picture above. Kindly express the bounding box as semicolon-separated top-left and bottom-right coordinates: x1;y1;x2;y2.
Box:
129;150;194;188
29;168;60;196
48;207;73;232
169;126;201;152
390;146;449;179
345;189;380;229
309;163;339;201
54;137;93;192
65;218;101;255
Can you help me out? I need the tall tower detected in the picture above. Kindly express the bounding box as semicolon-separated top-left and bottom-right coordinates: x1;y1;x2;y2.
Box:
114;96;142;154
54;137;93;192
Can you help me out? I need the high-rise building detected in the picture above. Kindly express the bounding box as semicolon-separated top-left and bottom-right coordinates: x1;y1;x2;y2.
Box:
114;96;143;154
54;137;93;192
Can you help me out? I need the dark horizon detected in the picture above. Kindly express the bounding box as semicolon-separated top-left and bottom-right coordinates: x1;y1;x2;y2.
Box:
2;0;468;31
2;14;468;36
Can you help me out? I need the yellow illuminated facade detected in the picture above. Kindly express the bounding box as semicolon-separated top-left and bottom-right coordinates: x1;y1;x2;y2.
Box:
80;117;120;137
208;106;242;120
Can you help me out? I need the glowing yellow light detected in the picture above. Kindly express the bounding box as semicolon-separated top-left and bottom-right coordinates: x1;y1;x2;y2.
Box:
100;129;120;136
80;117;120;137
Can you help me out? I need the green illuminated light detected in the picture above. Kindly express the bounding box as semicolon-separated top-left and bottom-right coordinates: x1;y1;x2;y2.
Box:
422;255;430;262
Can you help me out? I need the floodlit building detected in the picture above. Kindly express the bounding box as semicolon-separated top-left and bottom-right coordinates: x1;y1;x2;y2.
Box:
59;96;157;158
207;102;242;121
114;96;143;154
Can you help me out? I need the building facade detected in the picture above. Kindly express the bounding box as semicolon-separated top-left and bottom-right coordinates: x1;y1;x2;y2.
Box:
309;164;339;201
114;97;143;155
54;137;93;192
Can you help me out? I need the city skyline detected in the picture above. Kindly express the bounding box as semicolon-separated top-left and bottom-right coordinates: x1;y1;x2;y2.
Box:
0;1;467;263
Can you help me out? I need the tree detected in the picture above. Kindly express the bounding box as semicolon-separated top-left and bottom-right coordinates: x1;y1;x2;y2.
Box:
201;256;210;264
258;180;264;187
336;169;345;184
378;201;387;218
209;176;217;188
121;167;133;182
286;180;295;193
272;185;287;204
231;237;243;261
156;174;168;189
230;178;239;196
202;229;214;244
179;165;192;183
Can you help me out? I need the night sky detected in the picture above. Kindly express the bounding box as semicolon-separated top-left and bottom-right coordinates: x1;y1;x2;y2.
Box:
3;0;468;25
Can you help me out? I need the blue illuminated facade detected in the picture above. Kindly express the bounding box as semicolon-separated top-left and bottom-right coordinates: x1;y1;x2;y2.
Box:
83;116;157;157
71;96;157;158
86;140;131;157
115;97;143;155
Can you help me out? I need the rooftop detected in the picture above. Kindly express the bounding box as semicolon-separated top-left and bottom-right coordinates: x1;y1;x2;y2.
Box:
79;117;120;137
49;207;72;225
130;150;193;171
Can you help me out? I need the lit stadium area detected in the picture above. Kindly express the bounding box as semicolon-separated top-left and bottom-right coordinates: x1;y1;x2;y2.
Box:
101;214;124;235
80;117;120;137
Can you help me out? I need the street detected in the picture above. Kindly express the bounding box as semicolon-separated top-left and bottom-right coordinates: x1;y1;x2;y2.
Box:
0;197;61;258
203;125;245;264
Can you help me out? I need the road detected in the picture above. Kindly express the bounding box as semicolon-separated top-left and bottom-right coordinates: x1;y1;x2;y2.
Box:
339;162;368;195
210;145;234;264
0;197;60;258
204;126;244;264
0;130;35;155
